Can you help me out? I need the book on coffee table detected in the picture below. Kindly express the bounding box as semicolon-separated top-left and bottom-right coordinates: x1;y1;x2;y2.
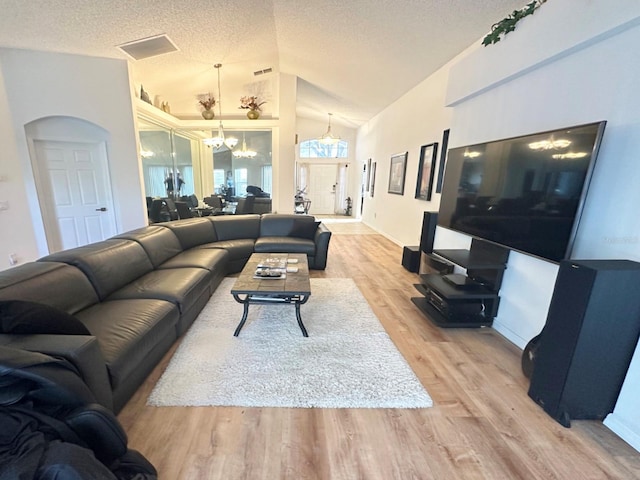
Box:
254;266;286;279
257;257;286;269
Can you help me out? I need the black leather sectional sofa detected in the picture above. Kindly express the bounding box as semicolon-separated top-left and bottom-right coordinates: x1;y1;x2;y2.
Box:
0;214;331;413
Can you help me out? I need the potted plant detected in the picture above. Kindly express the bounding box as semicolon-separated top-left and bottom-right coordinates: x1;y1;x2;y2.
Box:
197;94;216;119
239;95;266;119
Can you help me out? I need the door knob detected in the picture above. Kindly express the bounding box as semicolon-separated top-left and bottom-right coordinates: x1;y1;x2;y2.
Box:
95;207;107;212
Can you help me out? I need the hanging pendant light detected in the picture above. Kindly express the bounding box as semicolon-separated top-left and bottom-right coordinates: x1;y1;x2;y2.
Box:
318;113;341;145
203;64;238;149
233;133;257;158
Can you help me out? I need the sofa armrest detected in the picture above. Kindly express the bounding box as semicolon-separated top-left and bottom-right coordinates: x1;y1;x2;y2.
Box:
311;223;332;270
0;334;114;411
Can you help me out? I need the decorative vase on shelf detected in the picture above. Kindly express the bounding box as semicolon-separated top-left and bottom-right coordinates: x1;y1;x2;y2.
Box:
140;85;151;104
201;109;215;120
246;109;260;120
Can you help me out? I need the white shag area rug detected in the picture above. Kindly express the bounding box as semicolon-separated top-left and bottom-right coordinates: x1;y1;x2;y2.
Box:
147;278;433;409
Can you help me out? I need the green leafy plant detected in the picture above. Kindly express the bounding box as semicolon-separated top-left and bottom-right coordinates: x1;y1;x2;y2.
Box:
482;0;547;46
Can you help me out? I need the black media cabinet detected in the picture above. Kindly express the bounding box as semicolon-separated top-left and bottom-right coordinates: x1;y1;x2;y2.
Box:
411;238;509;327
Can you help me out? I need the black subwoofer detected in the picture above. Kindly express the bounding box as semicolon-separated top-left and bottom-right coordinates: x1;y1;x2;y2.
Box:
402;246;420;273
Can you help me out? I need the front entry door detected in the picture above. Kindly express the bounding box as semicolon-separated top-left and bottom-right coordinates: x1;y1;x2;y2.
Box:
307;164;337;214
33;140;117;253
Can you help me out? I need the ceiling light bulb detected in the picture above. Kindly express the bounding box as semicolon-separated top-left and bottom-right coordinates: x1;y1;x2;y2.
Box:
207;137;224;149
225;136;238;149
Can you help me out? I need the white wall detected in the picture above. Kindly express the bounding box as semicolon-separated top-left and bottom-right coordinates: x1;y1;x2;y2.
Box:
357;0;640;451
356;63;453;245
0;68;40;269
447;8;640;347
0;48;145;269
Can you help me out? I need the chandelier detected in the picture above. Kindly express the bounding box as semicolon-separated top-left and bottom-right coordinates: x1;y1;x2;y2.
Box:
233;133;257;158
318;113;341;145
203;64;238;149
528;136;571;151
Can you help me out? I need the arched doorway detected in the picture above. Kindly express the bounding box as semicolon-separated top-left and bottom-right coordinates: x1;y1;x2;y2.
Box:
25;116;117;253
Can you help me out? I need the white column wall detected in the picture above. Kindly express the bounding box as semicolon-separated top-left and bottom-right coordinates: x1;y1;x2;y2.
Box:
274;73;297;214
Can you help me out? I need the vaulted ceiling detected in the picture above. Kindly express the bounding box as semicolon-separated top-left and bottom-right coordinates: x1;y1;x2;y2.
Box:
0;0;525;128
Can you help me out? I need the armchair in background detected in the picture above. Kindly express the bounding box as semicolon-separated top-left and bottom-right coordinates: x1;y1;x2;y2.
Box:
175;201;194;219
204;196;224;210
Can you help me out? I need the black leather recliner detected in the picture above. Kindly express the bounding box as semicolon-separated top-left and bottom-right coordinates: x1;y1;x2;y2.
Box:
0;345;157;479
246;185;270;197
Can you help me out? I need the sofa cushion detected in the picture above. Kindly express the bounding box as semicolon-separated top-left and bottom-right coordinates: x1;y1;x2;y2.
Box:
0;262;99;314
209;215;261;241
75;299;178;391
198;240;255;262
40;240;154;301
0;333;113;411
254;237;316;255
158;248;229;273
162;218;218;250
259;214;318;236
0;300;91;335
114;226;182;268
290;220;321;239
107;268;210;315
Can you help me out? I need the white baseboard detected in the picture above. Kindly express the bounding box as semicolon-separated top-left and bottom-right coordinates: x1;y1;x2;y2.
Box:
360;221;403;246
603;413;640;453
492;318;527;350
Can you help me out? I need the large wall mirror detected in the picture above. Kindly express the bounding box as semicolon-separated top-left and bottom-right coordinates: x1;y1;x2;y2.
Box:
209;130;273;200
138;116;273;216
138;118;202;202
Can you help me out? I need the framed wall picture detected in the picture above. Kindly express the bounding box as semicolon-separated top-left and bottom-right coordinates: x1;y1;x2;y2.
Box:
415;142;438;201
365;158;372;192
370;162;376;197
436;129;450;193
388;152;408;195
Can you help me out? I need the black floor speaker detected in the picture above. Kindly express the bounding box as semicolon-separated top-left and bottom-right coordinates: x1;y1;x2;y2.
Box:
528;259;640;427
419;212;438;254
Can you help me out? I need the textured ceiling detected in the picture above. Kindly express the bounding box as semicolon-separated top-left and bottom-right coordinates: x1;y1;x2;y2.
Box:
0;0;525;128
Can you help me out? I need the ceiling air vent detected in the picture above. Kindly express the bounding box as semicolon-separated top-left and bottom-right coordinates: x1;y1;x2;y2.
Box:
116;34;179;60
254;67;273;76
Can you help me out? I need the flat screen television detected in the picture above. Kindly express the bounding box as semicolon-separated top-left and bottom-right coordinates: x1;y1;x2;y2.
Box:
438;121;606;262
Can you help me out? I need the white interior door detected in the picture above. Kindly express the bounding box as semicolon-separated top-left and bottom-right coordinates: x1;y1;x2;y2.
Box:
33;140;117;252
307;164;338;214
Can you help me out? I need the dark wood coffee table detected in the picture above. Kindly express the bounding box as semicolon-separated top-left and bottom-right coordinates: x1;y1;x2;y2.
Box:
231;253;311;337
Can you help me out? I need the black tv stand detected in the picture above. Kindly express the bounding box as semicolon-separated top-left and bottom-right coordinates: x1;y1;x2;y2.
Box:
442;273;485;290
411;239;509;328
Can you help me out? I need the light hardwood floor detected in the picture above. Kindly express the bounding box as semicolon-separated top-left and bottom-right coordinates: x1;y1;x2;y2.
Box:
118;229;640;479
